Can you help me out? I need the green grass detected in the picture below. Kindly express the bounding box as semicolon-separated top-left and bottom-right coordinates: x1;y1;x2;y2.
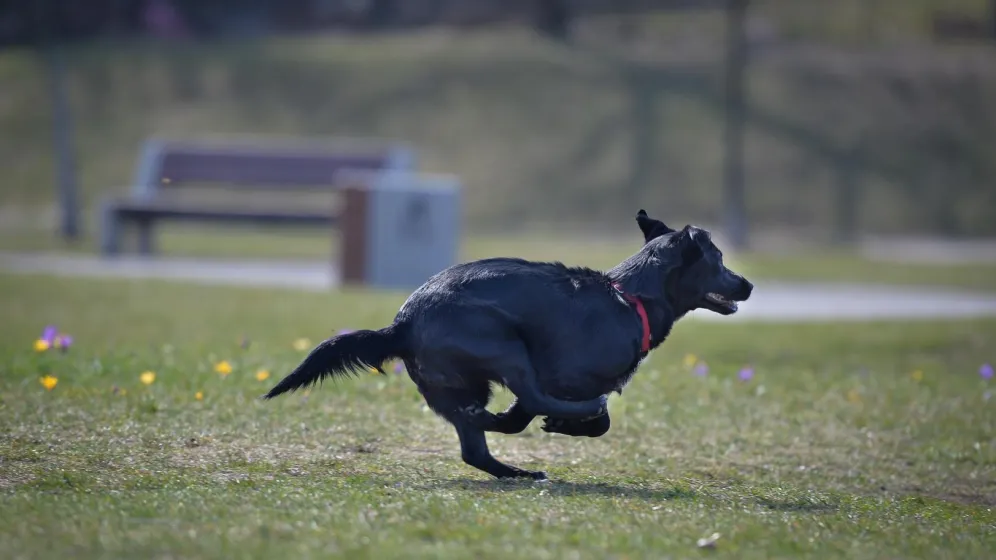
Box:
1;273;995;558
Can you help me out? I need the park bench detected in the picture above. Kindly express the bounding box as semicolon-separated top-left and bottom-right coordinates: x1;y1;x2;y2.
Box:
98;137;415;256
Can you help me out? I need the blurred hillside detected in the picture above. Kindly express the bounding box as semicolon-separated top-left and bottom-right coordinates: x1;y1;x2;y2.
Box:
1;0;995;241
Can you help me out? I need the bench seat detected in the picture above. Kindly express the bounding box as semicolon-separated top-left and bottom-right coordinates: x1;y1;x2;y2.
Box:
100;197;337;255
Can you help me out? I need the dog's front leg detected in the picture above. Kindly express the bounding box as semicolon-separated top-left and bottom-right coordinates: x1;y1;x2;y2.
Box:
542;412;611;438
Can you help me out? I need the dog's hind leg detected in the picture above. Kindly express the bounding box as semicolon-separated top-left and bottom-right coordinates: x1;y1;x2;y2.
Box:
465;399;535;435
480;349;607;421
419;385;546;480
504;374;608;421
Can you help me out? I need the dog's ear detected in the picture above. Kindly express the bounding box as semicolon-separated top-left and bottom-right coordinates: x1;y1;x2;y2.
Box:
635;209;673;244
677;225;707;265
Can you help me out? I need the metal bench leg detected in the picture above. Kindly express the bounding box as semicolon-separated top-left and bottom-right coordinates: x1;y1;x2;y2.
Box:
99;201;121;256
136;218;155;256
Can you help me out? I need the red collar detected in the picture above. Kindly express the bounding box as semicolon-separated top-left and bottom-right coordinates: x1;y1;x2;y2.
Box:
612;283;651;354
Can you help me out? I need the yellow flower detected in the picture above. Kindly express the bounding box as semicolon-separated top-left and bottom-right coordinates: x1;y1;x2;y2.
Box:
34;339;50;352
195;391;204;401
683;353;698;368
39;375;58;390
911;370;924;382
214;360;233;376
140;371;156;385
292;338;311;351
255;370;270;382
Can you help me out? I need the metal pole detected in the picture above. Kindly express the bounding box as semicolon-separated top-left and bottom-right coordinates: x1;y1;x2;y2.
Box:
45;45;81;240
722;0;749;250
833;144;859;245
834;0;873;246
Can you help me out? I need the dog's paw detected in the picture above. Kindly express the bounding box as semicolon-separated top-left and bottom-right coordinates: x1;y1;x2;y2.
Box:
541;417;567;434
578;394;609;420
460;404;486;417
596;394;609;416
542;417;590;437
460;404;497;429
542;414;611;438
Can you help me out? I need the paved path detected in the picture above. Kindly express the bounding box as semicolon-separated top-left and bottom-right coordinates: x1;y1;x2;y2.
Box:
689;281;996;322
859;236;996;265
2;251;996;323
0;252;336;291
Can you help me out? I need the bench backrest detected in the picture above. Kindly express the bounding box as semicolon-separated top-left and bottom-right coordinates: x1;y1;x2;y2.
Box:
131;138;415;198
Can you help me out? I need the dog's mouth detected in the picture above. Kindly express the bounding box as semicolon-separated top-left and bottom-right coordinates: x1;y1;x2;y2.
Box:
702;292;740;315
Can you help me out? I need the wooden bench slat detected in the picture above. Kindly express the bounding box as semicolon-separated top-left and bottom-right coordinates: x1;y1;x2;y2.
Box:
157;150;390;188
111;201;336;225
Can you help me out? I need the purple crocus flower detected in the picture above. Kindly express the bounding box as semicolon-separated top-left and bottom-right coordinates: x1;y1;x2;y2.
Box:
54;334;73;350
41;325;58;343
738;366;754;382
393;361;405;374
981;363;993;381
694;362;709;376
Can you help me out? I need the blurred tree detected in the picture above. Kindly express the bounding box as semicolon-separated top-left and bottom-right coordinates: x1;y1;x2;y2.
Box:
534;0;572;41
363;0;399;29
991;0;996;38
723;0;749;250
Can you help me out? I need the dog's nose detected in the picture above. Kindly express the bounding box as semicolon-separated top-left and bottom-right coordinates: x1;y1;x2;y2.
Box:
739;277;754;299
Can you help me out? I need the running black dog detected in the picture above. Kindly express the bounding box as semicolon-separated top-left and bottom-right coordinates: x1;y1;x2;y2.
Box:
263;209;753;480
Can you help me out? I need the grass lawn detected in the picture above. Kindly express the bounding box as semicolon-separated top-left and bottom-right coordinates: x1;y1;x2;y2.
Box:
1;273;994;558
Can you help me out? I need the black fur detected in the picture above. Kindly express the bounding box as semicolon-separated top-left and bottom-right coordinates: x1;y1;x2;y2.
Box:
263;327;402;398
264;209;753;480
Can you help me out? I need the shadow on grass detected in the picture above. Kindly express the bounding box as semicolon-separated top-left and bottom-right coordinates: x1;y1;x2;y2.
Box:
414;477;842;514
753;496;839;513
418;478;698;502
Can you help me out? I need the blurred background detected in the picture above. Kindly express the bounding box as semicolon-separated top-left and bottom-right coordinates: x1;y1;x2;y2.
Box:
1;0;995;265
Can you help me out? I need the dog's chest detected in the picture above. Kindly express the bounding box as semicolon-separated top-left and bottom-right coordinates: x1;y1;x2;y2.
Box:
550;354;645;399
610;356;645;394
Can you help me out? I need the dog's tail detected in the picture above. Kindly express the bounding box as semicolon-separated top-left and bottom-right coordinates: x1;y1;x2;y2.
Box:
261;323;408;400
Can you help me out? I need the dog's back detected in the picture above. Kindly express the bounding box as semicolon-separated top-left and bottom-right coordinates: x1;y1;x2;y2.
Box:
396;257;622;336
404;257;610;307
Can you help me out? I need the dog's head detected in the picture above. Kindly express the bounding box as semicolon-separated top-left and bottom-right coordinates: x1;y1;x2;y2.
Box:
635;209;753;316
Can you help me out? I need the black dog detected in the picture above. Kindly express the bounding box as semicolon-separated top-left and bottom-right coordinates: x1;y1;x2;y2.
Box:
263;209;753;480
